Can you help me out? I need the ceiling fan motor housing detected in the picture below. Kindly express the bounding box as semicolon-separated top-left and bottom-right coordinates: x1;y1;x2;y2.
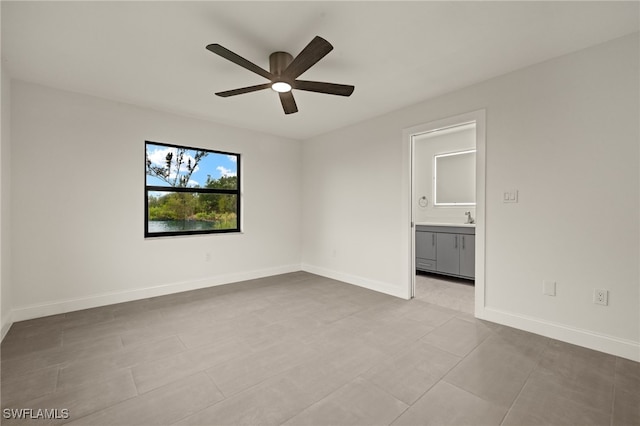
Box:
269;51;293;80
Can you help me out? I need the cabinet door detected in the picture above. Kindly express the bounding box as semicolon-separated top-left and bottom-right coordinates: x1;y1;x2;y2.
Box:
459;234;475;278
416;231;436;260
436;233;459;275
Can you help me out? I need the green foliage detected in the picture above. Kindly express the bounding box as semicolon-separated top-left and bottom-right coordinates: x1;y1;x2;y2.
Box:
194;212;237;229
148;175;238;229
198;175;238;215
206;175;237;190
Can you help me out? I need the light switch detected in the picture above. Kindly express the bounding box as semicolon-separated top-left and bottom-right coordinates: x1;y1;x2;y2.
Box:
503;189;519;203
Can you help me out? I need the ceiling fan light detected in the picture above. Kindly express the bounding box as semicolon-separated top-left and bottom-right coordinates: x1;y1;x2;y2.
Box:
271;81;292;93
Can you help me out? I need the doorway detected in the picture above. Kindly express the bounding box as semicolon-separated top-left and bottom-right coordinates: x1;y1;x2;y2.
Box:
404;110;486;316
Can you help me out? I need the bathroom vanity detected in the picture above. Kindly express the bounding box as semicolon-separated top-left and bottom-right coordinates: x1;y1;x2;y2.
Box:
415;224;475;280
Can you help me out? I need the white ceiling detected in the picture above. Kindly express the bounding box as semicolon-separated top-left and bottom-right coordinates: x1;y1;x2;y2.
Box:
2;1;638;140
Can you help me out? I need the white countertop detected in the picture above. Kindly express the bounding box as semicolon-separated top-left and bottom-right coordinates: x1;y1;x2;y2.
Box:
415;222;476;227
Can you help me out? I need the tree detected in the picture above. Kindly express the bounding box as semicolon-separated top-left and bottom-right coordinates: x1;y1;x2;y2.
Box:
206;175;237;190
146;148;208;188
146;147;209;228
199;175;238;214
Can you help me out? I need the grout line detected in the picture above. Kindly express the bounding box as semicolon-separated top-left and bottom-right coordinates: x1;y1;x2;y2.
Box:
610;357;619;426
62;370;141;425
369;333;470;424
498;342;548;426
54;364;62;392
175;334;189;350
203;370;227;400
127;367;140;397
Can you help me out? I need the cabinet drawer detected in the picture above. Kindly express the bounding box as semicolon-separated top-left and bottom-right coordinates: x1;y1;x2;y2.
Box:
416;258;436;271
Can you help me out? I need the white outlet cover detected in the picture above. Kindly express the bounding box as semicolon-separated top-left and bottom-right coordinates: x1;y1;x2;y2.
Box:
543;280;556;296
594;289;608;306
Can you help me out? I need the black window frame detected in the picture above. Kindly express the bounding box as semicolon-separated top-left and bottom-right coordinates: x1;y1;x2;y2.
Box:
144;140;241;238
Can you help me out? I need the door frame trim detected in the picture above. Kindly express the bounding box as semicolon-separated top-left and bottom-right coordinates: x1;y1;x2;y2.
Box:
403;110;486;316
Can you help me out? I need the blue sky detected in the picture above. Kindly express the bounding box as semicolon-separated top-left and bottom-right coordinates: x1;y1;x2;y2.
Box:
146;143;237;188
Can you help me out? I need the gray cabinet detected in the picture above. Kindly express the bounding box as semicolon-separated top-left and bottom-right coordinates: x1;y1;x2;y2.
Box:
416;225;475;280
436;233;459;275
459;234;475;278
416;231;436;259
415;230;436;272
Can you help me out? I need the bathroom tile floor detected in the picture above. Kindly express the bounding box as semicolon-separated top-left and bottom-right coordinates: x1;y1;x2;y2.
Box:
1;272;638;425
414;272;475;314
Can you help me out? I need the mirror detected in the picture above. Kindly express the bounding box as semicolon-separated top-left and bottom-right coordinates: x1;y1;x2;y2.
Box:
434;149;476;205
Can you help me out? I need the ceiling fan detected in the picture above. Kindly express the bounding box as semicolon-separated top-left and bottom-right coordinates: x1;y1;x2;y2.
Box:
206;36;355;115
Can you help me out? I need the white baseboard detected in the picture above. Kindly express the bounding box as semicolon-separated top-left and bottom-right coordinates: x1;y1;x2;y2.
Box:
8;264;637;362
478;307;640;362
10;264;302;323
301;263;408;300
1;310;12;341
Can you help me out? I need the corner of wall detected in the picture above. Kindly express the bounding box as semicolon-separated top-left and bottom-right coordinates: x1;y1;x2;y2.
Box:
1;311;12;341
301;263;410;300
1;60;13;343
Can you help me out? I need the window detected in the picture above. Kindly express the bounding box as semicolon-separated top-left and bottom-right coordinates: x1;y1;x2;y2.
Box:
145;141;240;237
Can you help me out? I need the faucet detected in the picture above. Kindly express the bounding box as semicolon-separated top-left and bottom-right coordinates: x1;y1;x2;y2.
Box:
465;211;475;224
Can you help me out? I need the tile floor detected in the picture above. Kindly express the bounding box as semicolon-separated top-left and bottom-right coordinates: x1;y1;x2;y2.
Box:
1;272;638;425
414;272;475;314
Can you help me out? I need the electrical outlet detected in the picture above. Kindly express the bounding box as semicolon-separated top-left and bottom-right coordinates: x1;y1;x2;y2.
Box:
594;289;608;306
205;252;211;262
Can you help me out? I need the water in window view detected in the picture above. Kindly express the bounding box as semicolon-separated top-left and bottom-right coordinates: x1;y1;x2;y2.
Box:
148;220;219;233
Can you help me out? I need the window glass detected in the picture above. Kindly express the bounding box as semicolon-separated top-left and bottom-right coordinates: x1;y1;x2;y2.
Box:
145;141;240;237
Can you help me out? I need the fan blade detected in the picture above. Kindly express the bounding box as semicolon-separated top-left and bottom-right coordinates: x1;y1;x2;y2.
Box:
293;80;355;97
206;44;273;81
282;36;333;80
279;91;298;114
215;83;272;97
